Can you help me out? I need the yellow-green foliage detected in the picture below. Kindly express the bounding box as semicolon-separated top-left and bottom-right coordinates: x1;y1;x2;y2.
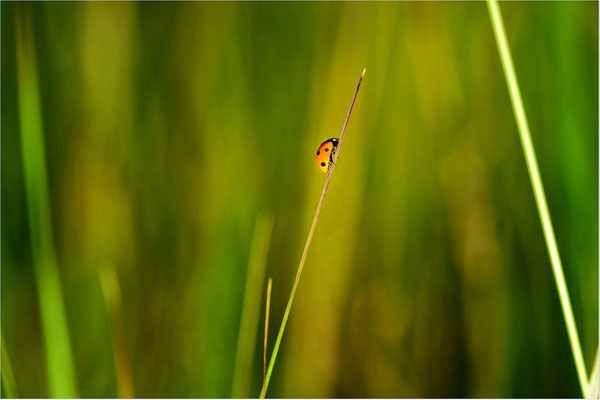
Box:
1;2;598;398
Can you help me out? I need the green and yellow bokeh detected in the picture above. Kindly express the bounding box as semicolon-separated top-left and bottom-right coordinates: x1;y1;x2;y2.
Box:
1;1;598;397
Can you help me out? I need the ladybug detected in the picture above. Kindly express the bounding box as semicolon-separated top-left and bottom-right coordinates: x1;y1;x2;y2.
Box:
315;138;339;173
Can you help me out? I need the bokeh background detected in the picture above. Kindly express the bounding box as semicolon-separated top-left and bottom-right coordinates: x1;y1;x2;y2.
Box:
1;1;598;398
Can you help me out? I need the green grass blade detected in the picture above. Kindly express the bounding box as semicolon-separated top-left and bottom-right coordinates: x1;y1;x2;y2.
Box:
588;348;599;398
231;212;274;398
14;6;78;398
261;69;365;398
1;332;18;398
486;1;588;396
260;278;273;399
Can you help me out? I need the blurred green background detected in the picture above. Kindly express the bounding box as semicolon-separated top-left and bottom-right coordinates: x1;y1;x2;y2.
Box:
1;1;598;398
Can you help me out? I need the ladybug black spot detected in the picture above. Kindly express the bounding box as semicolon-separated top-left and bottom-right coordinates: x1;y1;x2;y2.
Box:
325;148;329;152
317;151;320;155
321;162;326;167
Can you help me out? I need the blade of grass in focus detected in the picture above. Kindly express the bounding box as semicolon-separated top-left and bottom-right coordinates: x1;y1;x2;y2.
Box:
14;6;78;398
1;332;18;398
231;212;274;398
486;1;589;396
261;69;365;398
99;264;135;398
260;278;273;399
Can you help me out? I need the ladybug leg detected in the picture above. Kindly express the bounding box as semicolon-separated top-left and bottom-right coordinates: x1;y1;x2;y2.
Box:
333;149;340;162
328;154;336;171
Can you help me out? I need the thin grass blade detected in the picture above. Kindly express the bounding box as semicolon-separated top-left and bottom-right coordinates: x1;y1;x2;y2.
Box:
260;278;273;399
99;264;135;398
486;1;588;396
261;69;365;397
232;212;274;398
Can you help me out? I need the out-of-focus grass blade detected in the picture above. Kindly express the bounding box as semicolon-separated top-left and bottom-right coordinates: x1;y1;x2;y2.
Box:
588;348;599;399
231;212;274;398
1;332;18;398
99;264;135;398
14;6;78;398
